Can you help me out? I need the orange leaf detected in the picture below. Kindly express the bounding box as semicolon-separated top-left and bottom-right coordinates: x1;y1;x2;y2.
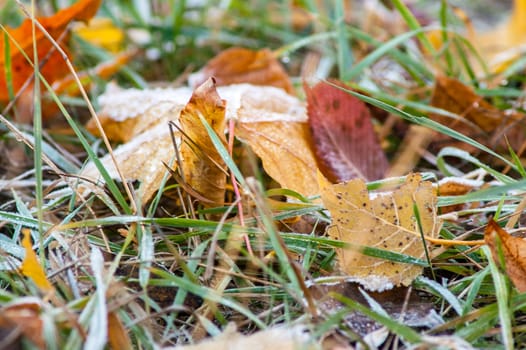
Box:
305;80;388;183
189;47;294;94
180;78;227;206
429;76;525;152
0;0;102;103
107;311;132;350
484;219;526;293
20;229;53;292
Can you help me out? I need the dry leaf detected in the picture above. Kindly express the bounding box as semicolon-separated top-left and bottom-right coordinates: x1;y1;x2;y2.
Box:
484;219;526;293
180;78;227;206
0;298;45;349
163;323;313;350
305;80;388;183
320;173;440;291
20;229;53;293
430;75;525;152
107;311;132;350
0;0;101;105
189;47;294;94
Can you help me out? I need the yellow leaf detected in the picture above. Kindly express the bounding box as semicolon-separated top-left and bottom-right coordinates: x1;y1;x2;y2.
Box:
73;18;125;53
180;78;227;206
319;173;440;291
108;311;132;350
21;230;53;292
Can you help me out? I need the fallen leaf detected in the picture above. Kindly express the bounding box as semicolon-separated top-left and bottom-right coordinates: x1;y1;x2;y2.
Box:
319;173;440;291
189;47;294;94
429;75;525;152
180;78;227;206
20;229;53;293
0;0;102;105
73;17;125;53
305;80;388;183
161;323;314;350
107;311;132;350
0;298;45;349
484;219;526;293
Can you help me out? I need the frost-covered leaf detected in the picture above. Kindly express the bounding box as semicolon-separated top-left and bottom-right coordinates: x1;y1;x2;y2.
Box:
319;173;440;290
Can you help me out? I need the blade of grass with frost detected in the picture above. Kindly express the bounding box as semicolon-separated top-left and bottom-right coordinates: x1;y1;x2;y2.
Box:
436;147;515;183
2;31;14;100
68;249;108;350
333;84;518;170
198;114;246;188
416;276;463;316
19;132;78;173
483;244;513;348
138;224;153;288
334;0;353;81
332;293;422;343
463;267;490;315
392;0;435;54
151;268;266;329
346;27;439;81
30;5;44;241
438;0;454;74
0;210;49;230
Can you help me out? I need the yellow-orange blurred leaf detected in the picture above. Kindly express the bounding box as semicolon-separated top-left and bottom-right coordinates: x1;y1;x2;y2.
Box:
0;0;102;104
180;78;227;206
236;121;318;197
73;18;124;53
485;219;526;293
108;311;132;350
319;173;440;291
189;47;294;94
21;229;53;292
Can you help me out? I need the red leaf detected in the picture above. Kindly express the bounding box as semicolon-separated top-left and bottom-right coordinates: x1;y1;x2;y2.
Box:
305;80;388;182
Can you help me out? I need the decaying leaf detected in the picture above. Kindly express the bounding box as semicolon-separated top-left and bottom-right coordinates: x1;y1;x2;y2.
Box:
72;17;125;53
305;80;388;183
0;0;102;106
429;76;524;152
21;229;53;293
0;298;45;349
162;323;313;350
180;78;227;206
107;311;132;350
189;47;294;94
484;219;526;293
320;173;440;291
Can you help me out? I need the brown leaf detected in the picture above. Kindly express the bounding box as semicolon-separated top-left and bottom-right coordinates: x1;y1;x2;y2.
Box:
180;78;227;206
484;219;526;293
429;76;525;152
319;173;440;290
305;80;388;183
0;299;45;349
189;47;294;94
